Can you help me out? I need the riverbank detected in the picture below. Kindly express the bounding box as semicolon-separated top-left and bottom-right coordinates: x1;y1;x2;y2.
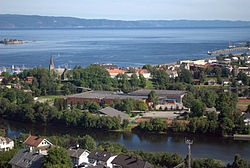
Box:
1;118;250;163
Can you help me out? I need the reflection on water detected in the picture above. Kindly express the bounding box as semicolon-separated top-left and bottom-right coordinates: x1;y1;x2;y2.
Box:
1;118;249;163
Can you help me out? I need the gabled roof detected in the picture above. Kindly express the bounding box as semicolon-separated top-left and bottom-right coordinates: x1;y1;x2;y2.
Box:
98;107;130;120
8;149;44;168
111;154;154;168
88;150;115;162
23;136;51;147
0;136;13;144
68;147;90;158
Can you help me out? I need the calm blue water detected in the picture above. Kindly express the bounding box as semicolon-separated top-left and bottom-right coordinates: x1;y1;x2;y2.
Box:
0;27;250;68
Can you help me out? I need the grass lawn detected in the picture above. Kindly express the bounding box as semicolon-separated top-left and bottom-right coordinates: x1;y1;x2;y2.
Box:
38;95;65;101
145;80;155;89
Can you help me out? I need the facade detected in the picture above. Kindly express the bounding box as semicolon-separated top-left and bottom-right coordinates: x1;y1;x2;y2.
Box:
98;107;130;120
8;149;44;168
0;136;14;151
68;147;90;166
23;135;53;155
88;150;117;168
112;154;154;168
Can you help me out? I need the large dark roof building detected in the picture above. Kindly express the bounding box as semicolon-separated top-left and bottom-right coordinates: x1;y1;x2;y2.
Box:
63;89;186;105
8;149;44;168
111;154;154;168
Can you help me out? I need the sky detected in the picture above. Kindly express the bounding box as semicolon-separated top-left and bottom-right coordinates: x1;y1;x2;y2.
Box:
1;0;250;21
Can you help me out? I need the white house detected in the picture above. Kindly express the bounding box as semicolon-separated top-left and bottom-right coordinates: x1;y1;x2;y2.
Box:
0;136;14;151
243;113;250;126
23;135;53;155
68;146;90;167
88;150;117;168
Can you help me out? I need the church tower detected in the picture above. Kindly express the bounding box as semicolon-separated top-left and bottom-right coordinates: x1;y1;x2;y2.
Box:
49;55;54;72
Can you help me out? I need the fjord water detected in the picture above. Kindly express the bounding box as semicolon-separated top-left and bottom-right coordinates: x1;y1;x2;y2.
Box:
2;118;250;163
0;27;250;68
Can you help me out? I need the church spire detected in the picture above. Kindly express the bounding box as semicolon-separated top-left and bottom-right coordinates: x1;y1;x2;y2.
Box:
49;55;54;72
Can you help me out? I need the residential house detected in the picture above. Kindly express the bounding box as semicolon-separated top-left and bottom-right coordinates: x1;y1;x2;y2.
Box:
244;56;250;64
0;136;14;151
25;77;35;83
193;80;201;85
238;67;250;76
136;69;151;79
111;154;154;168
222;81;231;85
88;150;117;168
207;79;216;85
23;135;53;155
166;70;178;78
98;107;130;121
243;113;250;126
68;146;90;167
8;149;44;168
108;69;125;78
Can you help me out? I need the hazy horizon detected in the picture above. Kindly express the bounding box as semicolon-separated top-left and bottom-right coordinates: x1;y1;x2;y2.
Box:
1;0;250;21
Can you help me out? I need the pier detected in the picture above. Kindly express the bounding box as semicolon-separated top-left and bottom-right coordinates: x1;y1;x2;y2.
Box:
0;65;32;73
208;47;249;55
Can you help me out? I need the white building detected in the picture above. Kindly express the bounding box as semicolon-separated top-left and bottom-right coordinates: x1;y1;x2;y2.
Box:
68;147;90;167
0;136;14;151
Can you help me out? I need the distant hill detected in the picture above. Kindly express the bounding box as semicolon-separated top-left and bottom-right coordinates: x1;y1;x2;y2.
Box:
1;14;250;28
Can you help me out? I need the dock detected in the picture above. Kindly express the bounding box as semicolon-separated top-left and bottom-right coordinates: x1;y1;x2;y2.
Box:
208;47;248;55
234;134;250;140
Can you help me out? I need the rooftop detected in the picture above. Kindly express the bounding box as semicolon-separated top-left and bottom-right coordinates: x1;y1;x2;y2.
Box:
88;150;115;162
98;107;130;120
111;154;154;168
68;147;90;158
23;136;43;147
8;149;44;168
0;136;13;144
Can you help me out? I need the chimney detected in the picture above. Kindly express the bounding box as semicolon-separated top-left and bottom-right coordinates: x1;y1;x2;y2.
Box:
76;144;79;149
29;147;33;152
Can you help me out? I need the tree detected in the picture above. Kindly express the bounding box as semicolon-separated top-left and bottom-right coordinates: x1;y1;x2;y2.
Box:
135;100;148;111
42;147;73;168
190;99;205;117
147;90;159;107
130;73;139;88
230;154;249;168
89;102;100;113
220;117;234;135
122;119;129;128
183;92;195;108
179;69;193;84
0;149;18;168
78;135;97;151
121;98;135;113
139;74;147;88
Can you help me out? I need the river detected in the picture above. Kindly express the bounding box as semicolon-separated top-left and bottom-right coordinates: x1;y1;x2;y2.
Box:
1;118;249;163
